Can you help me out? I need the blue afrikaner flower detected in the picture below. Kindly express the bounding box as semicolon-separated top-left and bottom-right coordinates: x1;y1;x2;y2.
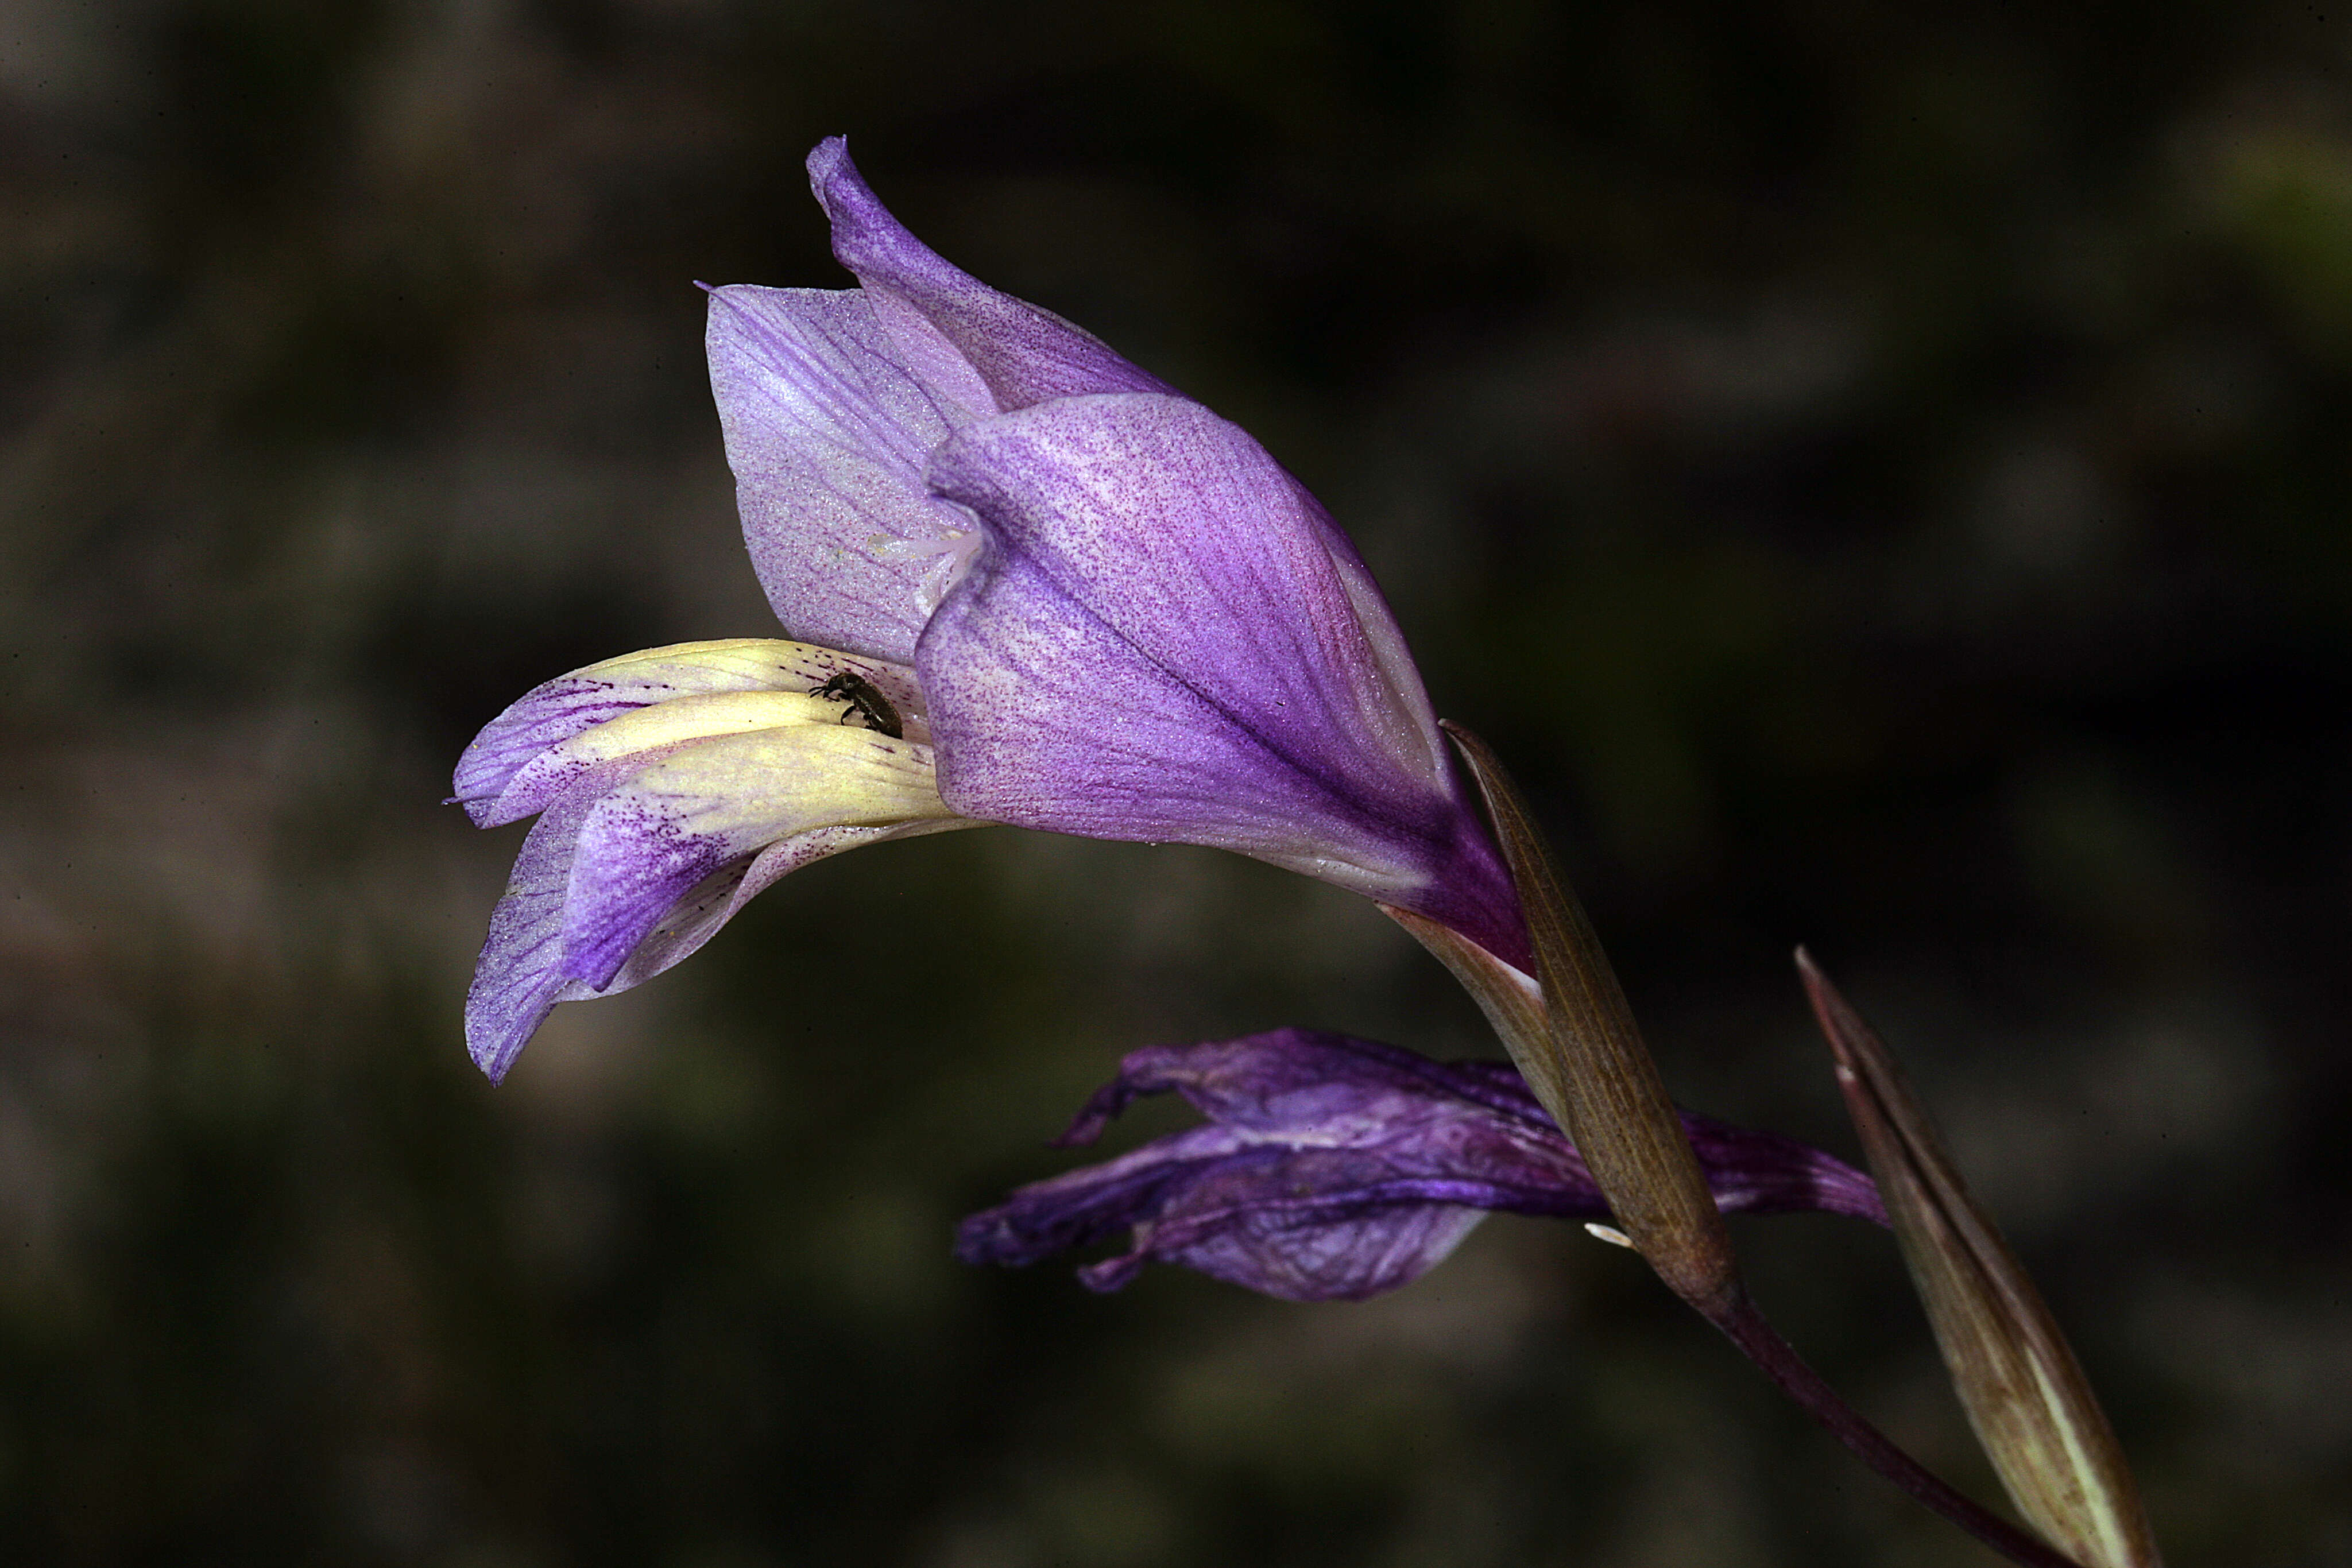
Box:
454;138;1524;1082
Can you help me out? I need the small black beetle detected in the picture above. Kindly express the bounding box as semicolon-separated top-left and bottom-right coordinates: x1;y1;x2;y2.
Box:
811;672;904;740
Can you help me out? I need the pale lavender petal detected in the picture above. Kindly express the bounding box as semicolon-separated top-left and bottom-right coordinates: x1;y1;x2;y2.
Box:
465;754;688;1082
595;818;974;997
807;137;1179;413
706;285;980;663
561;725;954;988
455;678;663;820
466;736;965;1083
919;394;1524;967
560;803;746;989
957;1029;1885;1302
468;814;966;1086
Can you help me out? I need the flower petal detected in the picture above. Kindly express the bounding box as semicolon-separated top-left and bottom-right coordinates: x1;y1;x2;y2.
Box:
465;755;682;1083
594;818;971;996
957;1029;1886;1301
493;690;844;828
454;639;921;824
1081;1157;1495;1300
466;812;965;1086
919;393;1523;965
464;722;967;1082
562;725;957;988
706;285;986;661
807;137;1179;413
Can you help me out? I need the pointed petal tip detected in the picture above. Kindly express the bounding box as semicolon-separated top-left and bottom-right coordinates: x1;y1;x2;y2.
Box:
1076;1255;1146;1294
807;134;850;179
464;994;539;1087
806;135;872;225
456;795;510;828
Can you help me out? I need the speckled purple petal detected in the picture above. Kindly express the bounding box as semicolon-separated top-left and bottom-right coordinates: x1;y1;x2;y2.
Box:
919;394;1525;966
808;137;1179;413
706;285;979;662
455;679;669;823
465;710;962;1081
957;1029;1885;1302
465;752;690;1083
595;816;969;996
466;807;965;1086
560;725;953;989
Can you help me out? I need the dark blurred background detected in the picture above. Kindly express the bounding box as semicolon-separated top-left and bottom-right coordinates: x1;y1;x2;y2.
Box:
3;0;2347;1563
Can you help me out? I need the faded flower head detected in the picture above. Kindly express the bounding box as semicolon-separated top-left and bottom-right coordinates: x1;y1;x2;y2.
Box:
454;138;1522;1082
957;1029;1887;1302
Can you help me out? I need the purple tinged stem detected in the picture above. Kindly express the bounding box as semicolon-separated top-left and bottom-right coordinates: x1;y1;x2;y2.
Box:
1441;720;2083;1568
1714;1301;2087;1568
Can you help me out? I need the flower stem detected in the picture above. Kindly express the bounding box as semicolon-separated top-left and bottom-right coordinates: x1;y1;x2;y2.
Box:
1436;721;2084;1568
1707;1294;2085;1568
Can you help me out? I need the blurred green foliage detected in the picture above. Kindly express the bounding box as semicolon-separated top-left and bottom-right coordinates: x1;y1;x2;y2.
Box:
3;0;2349;1563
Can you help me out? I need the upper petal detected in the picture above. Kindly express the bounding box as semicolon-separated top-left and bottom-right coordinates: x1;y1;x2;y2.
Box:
807;137;1179;413
918;393;1521;961
454;638;926;826
706;285;978;661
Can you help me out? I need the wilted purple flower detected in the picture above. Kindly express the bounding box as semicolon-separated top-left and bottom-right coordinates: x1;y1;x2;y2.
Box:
455;138;1522;1081
957;1029;1886;1302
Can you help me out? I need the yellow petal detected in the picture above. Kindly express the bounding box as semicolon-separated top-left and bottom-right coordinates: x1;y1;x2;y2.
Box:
610;722;950;839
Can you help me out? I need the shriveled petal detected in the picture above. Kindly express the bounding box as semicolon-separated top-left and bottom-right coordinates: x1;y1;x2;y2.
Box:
454;638;922;824
969;1130;1503;1301
1080;1147;1496;1300
920;394;1524;967
706;286;982;661
957;1029;1886;1302
807;137;1178;413
563;725;955;988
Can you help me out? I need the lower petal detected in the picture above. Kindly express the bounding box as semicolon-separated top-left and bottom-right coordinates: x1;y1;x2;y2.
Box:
465;725;965;1082
562;724;960;988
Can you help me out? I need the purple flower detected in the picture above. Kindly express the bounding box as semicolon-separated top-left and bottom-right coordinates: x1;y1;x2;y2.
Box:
454;138;1522;1081
956;1029;1887;1303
